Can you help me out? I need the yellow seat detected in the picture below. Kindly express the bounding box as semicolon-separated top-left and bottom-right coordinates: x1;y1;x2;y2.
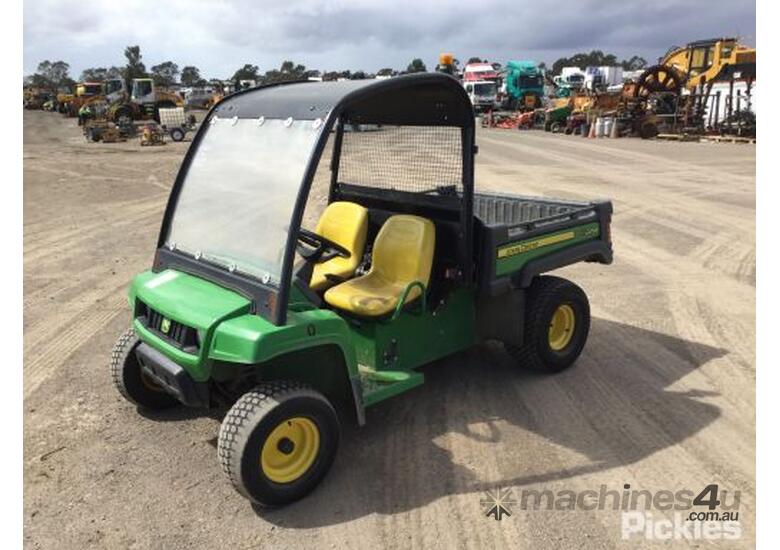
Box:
324;215;435;317
309;202;369;291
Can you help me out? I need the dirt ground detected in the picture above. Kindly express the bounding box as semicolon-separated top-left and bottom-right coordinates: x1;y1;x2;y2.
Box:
23;109;755;549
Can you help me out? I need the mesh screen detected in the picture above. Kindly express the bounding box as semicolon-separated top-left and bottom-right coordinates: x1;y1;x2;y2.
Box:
338;125;463;193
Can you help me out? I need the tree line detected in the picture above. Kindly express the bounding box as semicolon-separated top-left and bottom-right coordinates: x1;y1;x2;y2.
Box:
25;45;650;92
550;50;648;75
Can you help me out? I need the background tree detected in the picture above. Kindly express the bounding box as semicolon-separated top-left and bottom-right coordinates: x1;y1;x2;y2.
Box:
150;61;180;87
262;61;307;84
29;60;73;89
620;56;648;71
406;58;427;73
231;64;259;84
377;67;396;77
80;67;108;82
122;45;147;88
551;50;634;75
180;66;205;87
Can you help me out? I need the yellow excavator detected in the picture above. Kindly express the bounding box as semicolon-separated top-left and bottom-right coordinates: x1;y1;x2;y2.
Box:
634;37;756;97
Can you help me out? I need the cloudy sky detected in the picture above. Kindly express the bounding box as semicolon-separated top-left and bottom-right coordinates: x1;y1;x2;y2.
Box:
24;0;755;80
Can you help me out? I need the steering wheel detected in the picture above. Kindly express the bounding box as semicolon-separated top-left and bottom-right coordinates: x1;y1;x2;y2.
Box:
297;229;351;264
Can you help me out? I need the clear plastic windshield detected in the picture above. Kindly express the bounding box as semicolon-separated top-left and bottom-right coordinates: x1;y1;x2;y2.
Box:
165;117;321;285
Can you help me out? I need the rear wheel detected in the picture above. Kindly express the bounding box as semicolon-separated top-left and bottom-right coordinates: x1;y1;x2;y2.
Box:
169;128;185;142
217;381;340;506
110;328;178;409
505;275;590;373
113;106;134;126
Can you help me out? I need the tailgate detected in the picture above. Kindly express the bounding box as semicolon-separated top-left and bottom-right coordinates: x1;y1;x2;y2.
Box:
474;193;612;294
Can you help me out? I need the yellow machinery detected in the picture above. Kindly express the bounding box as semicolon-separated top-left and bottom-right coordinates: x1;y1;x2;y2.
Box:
61;82;102;116
108;78;185;124
23;88;52;109
635;37;756;97
140;123;165;146
663;38;755;88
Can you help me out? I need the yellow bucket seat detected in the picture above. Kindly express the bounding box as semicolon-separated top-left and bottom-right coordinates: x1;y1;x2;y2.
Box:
324;215;435;317
309;202;369;291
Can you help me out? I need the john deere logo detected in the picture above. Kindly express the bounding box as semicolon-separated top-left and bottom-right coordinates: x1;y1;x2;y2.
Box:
480;487;516;521
160;318;171;334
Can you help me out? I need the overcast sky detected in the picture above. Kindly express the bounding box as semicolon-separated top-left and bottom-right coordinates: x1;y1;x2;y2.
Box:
23;0;755;80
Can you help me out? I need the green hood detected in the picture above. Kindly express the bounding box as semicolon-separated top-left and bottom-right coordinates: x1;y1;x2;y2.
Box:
130;269;251;332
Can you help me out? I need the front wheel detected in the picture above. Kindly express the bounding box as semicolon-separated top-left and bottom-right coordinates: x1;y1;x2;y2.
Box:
505;275;590;373
110;328;178;409
217;381;340;506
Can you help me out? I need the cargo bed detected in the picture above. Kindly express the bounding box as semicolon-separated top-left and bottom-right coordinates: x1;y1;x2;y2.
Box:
473;191;613;294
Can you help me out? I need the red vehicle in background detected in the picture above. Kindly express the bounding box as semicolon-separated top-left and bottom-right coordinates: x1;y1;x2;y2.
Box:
463;62;499;83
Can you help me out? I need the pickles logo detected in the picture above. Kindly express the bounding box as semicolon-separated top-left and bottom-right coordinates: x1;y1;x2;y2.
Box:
480;487;516;521
160;318;171;334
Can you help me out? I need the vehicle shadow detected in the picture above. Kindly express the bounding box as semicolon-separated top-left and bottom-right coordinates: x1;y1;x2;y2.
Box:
258;317;726;527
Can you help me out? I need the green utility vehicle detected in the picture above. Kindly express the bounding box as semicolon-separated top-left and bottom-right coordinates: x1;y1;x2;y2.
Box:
111;74;613;506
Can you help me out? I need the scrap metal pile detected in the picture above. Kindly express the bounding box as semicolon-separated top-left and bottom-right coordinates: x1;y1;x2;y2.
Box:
481;37;756;142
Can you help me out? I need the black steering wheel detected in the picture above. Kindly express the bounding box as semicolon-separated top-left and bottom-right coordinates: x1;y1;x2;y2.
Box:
297;229;351;264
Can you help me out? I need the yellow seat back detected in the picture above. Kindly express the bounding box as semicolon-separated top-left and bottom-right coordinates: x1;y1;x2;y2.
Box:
310;202;369;291
322;214;436;317
372;215;436;290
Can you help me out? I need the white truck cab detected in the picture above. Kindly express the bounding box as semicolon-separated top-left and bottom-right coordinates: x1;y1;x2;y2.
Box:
463;80;499;112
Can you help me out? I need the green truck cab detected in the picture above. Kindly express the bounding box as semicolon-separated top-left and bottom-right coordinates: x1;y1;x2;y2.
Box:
111;74;613;506
503;60;545;110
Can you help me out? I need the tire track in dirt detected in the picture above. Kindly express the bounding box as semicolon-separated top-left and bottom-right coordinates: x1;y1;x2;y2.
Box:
23;201;163;261
24;291;127;398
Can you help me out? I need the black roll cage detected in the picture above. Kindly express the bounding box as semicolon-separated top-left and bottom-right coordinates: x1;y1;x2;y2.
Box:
153;73;476;326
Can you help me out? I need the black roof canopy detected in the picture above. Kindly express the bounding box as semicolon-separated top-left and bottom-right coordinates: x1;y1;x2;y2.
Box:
212;73;475;127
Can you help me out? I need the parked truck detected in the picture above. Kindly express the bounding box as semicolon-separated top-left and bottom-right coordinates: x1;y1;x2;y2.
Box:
502;60;545;110
464;80;499;112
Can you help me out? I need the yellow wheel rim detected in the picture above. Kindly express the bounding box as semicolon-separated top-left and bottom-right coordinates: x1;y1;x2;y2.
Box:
548;304;576;351
261;417;320;484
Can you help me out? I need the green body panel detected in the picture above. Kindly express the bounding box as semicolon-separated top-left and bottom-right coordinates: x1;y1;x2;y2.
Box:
546;105;573;123
359;369;425;407
210;307;359;375
495;222;600;277
349;288;477;405
129;269;359;383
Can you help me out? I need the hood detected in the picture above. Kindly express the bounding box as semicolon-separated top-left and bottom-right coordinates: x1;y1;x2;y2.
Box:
130;269;251;332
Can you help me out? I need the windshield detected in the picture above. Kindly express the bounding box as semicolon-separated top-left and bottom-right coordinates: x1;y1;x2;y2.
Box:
82;84;101;95
517;75;542;88
105;80;123;94
165;117;321;285
474;83;496;96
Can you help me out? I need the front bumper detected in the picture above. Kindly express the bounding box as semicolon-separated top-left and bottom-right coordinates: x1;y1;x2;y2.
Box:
135;342;210;407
